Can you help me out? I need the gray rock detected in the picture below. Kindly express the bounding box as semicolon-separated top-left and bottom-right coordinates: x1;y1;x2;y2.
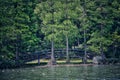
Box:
93;56;103;64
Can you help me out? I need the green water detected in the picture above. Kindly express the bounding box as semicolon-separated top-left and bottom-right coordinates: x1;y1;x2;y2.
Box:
0;65;120;80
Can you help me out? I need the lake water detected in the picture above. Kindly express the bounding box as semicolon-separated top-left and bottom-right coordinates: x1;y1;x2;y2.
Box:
0;65;120;80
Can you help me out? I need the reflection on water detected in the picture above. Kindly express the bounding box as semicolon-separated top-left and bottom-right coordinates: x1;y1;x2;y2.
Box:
0;65;120;80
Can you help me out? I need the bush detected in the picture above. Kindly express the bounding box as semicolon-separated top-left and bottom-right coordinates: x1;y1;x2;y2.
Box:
0;59;25;69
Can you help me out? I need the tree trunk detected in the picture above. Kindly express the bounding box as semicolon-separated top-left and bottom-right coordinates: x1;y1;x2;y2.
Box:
81;0;87;64
15;2;19;62
100;42;104;57
38;54;40;64
100;24;105;59
15;36;19;65
83;29;87;64
66;35;70;63
50;40;56;65
77;38;80;46
15;35;19;61
113;45;117;58
15;45;19;60
49;0;56;65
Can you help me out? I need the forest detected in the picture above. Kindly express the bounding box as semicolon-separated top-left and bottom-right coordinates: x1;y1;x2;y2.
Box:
0;0;120;66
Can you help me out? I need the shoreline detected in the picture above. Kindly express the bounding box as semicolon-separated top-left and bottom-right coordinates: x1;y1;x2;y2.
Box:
34;63;120;68
34;63;94;68
1;63;120;69
34;63;104;68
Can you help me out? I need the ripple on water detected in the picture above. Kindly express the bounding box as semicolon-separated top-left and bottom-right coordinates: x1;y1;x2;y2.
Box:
0;65;120;80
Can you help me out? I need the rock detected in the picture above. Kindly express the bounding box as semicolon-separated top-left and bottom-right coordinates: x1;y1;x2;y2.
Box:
93;56;103;64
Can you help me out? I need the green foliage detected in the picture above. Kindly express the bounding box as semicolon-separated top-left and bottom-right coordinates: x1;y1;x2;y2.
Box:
0;0;120;65
0;0;41;62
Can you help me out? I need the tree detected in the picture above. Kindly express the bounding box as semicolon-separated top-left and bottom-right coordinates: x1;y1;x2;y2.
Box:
86;0;113;57
58;0;78;63
0;0;40;62
35;0;59;65
75;0;91;63
13;0;41;61
0;0;16;60
35;0;79;64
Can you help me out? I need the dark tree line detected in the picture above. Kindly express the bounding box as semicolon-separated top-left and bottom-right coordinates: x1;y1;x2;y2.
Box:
0;0;120;65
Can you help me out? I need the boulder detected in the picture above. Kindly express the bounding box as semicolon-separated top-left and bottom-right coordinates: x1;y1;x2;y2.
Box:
93;56;103;64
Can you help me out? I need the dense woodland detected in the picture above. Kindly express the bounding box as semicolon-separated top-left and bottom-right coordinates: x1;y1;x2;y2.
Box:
0;0;120;65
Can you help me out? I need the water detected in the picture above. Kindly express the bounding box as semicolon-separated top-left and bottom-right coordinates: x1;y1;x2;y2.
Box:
0;65;120;80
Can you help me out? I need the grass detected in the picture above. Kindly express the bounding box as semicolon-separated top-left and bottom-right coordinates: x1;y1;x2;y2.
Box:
26;59;92;65
0;59;92;69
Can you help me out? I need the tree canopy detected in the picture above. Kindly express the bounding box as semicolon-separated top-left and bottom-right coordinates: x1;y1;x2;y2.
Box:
0;0;120;64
